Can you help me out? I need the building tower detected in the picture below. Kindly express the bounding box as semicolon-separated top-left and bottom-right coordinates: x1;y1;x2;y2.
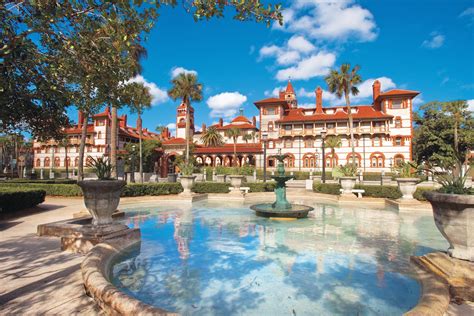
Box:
284;79;297;108
176;102;195;139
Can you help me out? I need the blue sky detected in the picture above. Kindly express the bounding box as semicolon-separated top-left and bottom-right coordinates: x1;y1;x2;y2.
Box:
68;0;474;136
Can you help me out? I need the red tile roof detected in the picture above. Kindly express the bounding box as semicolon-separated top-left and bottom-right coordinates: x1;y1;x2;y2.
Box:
276;106;393;123
285;80;295;94
64;125;95;134
217;123;257;130
231;115;251;124
194;143;262;154
254;97;288;105
379;89;420;97
162;138;186;145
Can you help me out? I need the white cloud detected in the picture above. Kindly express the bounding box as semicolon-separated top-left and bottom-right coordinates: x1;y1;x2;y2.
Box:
264;86;283;97
298;103;315;109
170;66;198;78
276;52;336;81
276;50;301;65
413;94;425;107
287;35;316;53
259;45;281;58
467;100;474;112
126;75;168;106
355;77;396;101
277;0;378;42
166;123;176;130
422;32;445;49
460;7;474;19
206;92;248;118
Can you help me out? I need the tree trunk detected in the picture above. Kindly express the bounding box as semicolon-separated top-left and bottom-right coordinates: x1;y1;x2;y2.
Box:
185;98;190;164
233;139;237;167
65;142;69;179
345;94;356;166
138;113;143;183
78;114;88;180
111;106;117;178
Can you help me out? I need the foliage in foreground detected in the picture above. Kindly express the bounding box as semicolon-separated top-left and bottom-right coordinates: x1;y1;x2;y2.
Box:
0;188;46;212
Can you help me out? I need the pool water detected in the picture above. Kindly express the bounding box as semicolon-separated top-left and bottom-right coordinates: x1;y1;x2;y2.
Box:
111;201;447;315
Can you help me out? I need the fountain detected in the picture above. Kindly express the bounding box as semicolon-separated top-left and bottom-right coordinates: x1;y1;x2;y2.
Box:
250;150;314;218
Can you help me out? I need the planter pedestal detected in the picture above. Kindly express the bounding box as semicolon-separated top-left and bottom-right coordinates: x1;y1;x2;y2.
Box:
340;177;356;195
179;176;196;196
425;192;474;262
216;174;227;183
396;178;419;200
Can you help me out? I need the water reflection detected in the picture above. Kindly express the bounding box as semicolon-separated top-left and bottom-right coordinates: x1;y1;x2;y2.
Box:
114;202;447;315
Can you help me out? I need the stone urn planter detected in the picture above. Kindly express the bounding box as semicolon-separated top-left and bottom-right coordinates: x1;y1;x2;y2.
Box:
396;178;419;199
425;191;474;261
229;175;245;189
179;175;196;195
167;173;177;183
340;177;356;194
77;180;126;226
216;174;227;183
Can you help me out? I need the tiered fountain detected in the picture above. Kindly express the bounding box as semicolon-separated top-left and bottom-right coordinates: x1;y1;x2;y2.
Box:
250;150;314;218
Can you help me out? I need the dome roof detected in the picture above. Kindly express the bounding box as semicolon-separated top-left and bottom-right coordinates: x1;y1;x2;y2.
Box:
231;115;251;124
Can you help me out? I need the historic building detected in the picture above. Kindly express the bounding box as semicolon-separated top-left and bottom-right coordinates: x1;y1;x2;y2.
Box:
159;80;418;176
33;107;162;170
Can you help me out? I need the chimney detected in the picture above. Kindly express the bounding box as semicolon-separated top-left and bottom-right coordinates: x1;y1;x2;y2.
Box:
373;80;381;102
78;111;84;128
279;91;285;100
219;118;223;126
315;87;323;113
252;116;257;126
202;123;206;132
136;117;142;130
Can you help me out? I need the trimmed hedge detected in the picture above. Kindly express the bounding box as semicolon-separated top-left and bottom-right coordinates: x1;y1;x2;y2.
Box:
0;183;82;196
4;179;77;184
354;184;402;199
0;188;46;212
247;182;276;192
414;186;436;201
121;183;183;196
313;182;342;195
192;182;231;193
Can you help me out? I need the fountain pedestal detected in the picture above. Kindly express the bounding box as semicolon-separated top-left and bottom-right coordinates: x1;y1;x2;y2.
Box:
251;152;313;218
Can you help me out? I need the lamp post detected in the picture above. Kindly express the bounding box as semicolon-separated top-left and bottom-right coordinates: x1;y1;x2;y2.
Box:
262;133;268;183
321;127;327;183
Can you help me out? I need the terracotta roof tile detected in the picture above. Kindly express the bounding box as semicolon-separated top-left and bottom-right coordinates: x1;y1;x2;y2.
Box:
276;106;393;123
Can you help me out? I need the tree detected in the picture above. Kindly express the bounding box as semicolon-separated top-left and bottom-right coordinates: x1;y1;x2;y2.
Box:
325;64;362;166
413;101;473;167
123;140;161;174
226;128;242;167
201;126;224;147
243;133;253;143
156;125;167;134
58;136;70;178
325;136;342;168
1;1;281;140
123;82;152;183
168;73;203;163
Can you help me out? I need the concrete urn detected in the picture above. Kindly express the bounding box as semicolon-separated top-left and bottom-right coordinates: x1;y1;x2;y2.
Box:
396;178;419;199
179;175;196;195
77;180;126;226
425;192;474;261
340;177;357;194
229;175;245;189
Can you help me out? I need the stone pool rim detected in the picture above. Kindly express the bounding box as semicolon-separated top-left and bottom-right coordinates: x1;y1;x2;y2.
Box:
80;199;452;316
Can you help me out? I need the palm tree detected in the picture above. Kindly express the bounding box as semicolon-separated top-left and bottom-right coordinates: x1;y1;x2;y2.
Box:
124;82;152;183
200;126;224;147
168;73;203;163
444;100;468;152
325;64;362;166
325;136;342;168
226;127;241;167
243;133;253;143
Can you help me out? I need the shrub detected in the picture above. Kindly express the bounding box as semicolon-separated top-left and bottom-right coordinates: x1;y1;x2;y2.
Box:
121;183;183;196
192;182;230;193
214;166;255;176
313;182;341;195
247;182;276;192
0;183;82;196
414;186;436;201
0;188;46;212
354;184;402;199
5;179;77;184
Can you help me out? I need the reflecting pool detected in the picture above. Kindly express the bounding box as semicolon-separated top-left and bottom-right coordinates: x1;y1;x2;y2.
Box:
111;201;447;315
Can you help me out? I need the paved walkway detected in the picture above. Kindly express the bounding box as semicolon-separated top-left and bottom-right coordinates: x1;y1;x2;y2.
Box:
0;194;472;315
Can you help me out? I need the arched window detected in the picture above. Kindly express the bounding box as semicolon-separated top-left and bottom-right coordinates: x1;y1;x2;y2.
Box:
65;157;71;167
394;154;405;166
75;157;79;167
394;136;403;146
370;152;385;168
36;159;41;167
372;136;382;147
394;117;402;128
304;138;314;148
54;157;61;167
325;153;338;167
346;153;361;167
284;139;292;148
284;154;295;168
303;154;315;168
267;121;274;131
44;157;50;167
